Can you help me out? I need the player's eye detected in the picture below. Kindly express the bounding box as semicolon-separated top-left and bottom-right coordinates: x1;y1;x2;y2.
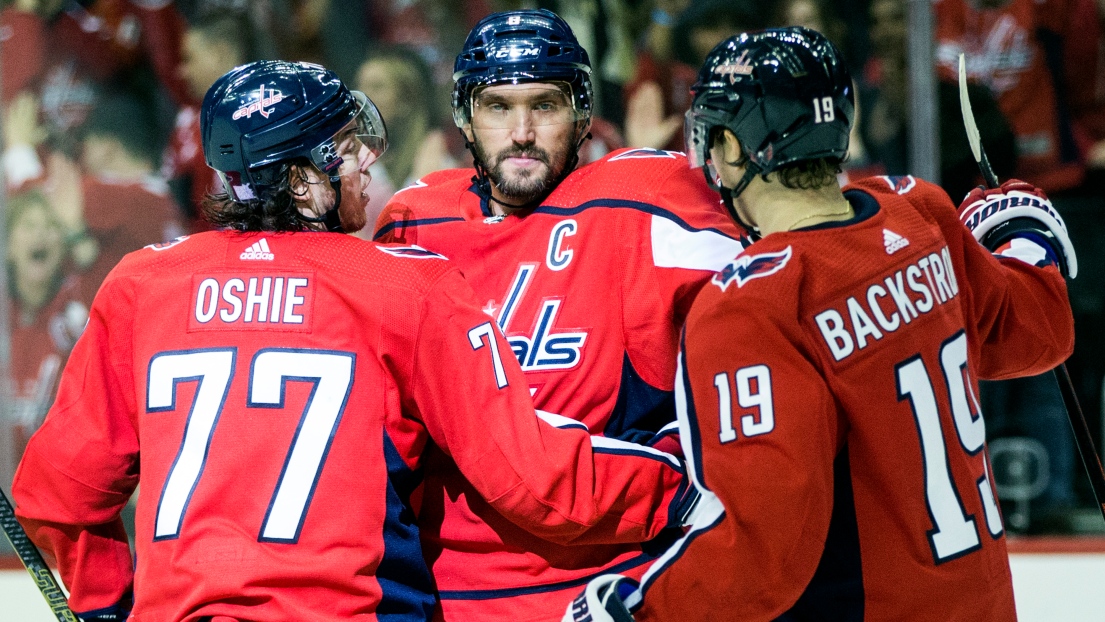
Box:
338;136;365;160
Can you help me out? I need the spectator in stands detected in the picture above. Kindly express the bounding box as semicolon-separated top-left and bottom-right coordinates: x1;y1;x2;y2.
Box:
353;46;458;225
1069;0;1105;170
623;0;763;150
368;0;489;86
770;0;846;44
77;90;186;299
3;90;49;191
160;14;251;231
1;0;49;105
861;0;1016;200
5;190;88;467
935;0;1086;193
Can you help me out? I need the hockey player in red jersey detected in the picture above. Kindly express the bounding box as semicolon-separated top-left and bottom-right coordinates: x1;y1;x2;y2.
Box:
10;60;697;622
372;9;745;621
566;27;1077;622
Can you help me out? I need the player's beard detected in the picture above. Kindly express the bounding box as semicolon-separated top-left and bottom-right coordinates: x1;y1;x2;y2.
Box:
477;140;568;205
337;196;368;233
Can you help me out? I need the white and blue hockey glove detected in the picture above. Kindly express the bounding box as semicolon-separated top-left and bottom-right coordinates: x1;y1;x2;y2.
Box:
562;574;638;622
958;180;1077;278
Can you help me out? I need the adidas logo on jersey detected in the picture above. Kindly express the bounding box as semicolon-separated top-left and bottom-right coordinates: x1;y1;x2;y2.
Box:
240;238;274;261
883;229;909;254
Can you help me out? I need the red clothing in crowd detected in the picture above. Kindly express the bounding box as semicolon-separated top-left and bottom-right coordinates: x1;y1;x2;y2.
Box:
935;0;1096;192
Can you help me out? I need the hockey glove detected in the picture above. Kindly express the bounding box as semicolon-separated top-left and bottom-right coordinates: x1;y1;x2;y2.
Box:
957;180;1077;278
563;574;638;622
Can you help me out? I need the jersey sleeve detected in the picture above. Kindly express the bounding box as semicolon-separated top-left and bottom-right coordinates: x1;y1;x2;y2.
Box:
646;164;747;320
637;297;840;622
11;272;139;616
404;267;690;546
905;179;1075;380
620;165;747;395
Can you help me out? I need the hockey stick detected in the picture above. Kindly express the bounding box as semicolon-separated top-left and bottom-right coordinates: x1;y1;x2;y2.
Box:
959;53;1105;521
0;487;77;621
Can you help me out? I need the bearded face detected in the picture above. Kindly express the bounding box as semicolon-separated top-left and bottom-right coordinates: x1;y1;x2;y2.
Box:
466;83;587;208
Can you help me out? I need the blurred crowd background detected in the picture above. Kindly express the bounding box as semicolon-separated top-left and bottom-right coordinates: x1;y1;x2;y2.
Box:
1;0;1104;542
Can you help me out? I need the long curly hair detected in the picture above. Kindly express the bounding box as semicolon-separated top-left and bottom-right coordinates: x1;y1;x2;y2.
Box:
201;161;319;232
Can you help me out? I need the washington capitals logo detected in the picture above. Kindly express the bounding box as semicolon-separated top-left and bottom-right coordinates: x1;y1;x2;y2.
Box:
714;50;754;84
712;246;793;291
233;84;285;120
376;245;447;259
881;175;916;195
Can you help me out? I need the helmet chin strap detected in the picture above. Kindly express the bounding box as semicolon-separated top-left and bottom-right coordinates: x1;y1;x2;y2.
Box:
299;164;347;232
717;165;761;241
464;122;592;212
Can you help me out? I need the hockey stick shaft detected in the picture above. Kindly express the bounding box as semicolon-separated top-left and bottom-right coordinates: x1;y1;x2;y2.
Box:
958;54;1105;520
0;487;77;621
1054;363;1105;519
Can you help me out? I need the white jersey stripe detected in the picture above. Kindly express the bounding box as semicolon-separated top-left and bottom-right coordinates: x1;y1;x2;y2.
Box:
651;215;743;271
589;436;681;468
535;409;588;431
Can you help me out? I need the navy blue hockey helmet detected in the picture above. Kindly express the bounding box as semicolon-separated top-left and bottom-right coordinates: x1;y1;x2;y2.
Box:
452;9;593;129
202;60;387;202
685;27;854;196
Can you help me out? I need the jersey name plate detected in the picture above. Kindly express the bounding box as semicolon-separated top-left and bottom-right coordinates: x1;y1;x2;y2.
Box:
189;272;315;332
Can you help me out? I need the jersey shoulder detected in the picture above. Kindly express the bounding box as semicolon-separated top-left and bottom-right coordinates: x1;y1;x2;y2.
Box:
686;238;802;356
846;175;960;233
558;148;693;204
557;148;740;235
385;168;475;217
289;235;457;297
375;169;476;241
846;175;954;214
112;231;455;297
109;230;221;277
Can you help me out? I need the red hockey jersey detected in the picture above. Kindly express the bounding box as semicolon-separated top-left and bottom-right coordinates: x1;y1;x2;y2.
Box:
374;148;745;621
12;230;688;622
633;176;1074;621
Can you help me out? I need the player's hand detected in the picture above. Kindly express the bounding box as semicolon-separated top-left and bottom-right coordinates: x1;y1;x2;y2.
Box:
957;180;1077;278
624;81;682;150
563;574;637;622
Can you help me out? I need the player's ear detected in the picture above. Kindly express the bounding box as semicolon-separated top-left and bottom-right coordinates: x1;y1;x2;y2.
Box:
462;124;475;144
718;129;743;163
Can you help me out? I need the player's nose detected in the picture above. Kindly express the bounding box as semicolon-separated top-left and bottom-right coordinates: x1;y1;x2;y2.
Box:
509;112;536;142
